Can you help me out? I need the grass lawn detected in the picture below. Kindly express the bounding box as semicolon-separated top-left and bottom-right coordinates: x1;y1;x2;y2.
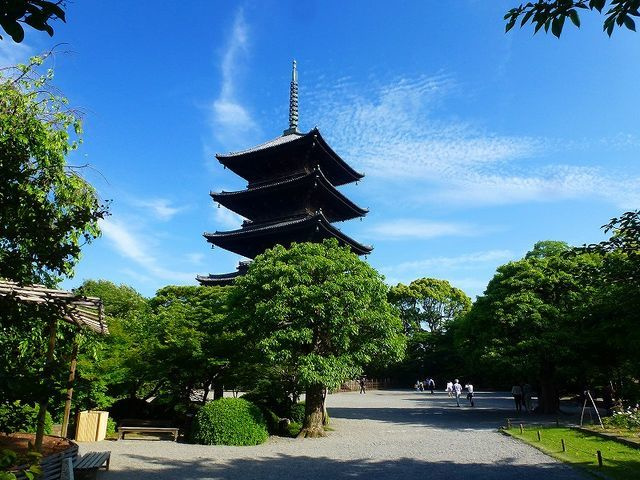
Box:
504;425;640;480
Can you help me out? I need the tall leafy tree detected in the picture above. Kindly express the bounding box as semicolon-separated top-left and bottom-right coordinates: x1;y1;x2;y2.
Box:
148;285;235;406
0;55;108;284
578;211;640;400
229;240;405;437
505;1;639;37
389;278;471;334
74;280;152;409
388;278;471;384
459;241;602;412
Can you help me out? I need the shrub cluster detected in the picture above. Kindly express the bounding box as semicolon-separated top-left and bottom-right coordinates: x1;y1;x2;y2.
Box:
604;406;640;430
0;401;52;435
190;398;268;446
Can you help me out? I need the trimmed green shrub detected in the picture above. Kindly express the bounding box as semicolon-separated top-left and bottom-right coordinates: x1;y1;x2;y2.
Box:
290;402;305;423
0;401;52;435
190;398;268;446
106;417;117;435
287;421;301;437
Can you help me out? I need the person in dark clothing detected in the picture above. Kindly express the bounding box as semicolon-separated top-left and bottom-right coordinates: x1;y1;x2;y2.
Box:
359;376;366;394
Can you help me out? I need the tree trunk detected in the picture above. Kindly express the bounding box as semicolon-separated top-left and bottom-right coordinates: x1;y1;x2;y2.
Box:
537;377;559;413
321;387;329;426
298;384;326;438
60;339;79;438
213;383;224;400
35;318;57;452
201;384;210;405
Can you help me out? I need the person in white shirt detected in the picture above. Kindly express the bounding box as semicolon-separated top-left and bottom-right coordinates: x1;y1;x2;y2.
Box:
446;381;453;397
465;383;474;407
453;379;463;406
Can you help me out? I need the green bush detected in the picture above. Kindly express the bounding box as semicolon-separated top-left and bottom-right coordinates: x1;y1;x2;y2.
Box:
106;417;117;435
190;398;268;446
287;421;301;437
0;401;52;435
603;407;640;430
289;402;305;423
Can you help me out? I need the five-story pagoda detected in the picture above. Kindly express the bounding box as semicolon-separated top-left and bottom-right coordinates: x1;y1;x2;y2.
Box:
197;62;371;286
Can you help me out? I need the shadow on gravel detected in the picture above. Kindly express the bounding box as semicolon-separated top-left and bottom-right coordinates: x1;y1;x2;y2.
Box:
329;392;575;430
103;453;586;480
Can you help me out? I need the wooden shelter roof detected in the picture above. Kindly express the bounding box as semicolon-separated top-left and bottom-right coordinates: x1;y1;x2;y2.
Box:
0;281;107;334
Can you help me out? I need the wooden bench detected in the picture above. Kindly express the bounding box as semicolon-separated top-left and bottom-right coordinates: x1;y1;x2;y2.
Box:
73;451;110;480
117;419;179;441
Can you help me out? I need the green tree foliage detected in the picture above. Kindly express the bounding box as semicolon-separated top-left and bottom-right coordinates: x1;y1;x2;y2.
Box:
190;398;268;446
388;278;471;385
505;1;639;37
229;240;405;437
0;1;65;42
459;241;602;412
389;278;471;334
148;285;234;408
73;280;152;409
0;55;108;284
578;211;640;401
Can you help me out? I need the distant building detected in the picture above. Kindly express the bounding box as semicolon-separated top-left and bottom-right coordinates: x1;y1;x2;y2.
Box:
197;61;371;286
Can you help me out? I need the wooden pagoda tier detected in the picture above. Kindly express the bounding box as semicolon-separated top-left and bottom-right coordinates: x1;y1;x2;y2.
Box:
196;261;250;287
211;168;369;224
198;62;370;287
203;211;372;259
216;127;363;187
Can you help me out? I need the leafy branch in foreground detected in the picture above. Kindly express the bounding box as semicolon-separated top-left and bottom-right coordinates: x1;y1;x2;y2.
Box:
0;0;66;43
505;1;639;37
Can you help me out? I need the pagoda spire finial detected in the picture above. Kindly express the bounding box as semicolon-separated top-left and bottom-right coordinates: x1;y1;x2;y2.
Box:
284;60;299;135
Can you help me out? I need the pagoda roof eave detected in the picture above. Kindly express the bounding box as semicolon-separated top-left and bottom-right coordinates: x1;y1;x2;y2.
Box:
196;273;239;286
210;169;369;220
311;128;365;181
203;212;372;257
215;128;363;186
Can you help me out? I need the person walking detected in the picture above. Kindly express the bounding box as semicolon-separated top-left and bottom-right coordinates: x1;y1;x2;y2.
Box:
359;376;366;394
522;383;533;413
465;382;474;407
428;378;435;394
446;381;453;397
511;384;523;412
453;379;463;407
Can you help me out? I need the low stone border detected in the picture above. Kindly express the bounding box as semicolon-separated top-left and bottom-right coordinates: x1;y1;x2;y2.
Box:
572;426;640;450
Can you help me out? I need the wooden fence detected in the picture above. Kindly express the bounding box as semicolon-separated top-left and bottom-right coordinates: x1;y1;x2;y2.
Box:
339;378;394;391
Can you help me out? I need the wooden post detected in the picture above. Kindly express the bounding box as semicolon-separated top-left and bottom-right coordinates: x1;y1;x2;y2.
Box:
519;423;523;434
597;450;603;467
561;438;566;452
537;430;541;441
60;339;79;438
35;318;57;452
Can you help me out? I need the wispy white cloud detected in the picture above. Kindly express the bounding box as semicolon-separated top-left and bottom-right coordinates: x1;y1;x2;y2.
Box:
368;219;487;240
382;249;515;275
211;8;258;148
133;198;186;221
100;218;196;283
0;41;31;68
305;73;640;208
185;252;205;265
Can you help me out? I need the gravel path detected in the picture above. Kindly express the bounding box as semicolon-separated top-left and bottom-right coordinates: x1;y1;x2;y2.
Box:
81;390;588;480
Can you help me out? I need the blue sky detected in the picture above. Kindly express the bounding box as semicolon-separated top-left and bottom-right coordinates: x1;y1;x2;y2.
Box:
2;1;638;299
